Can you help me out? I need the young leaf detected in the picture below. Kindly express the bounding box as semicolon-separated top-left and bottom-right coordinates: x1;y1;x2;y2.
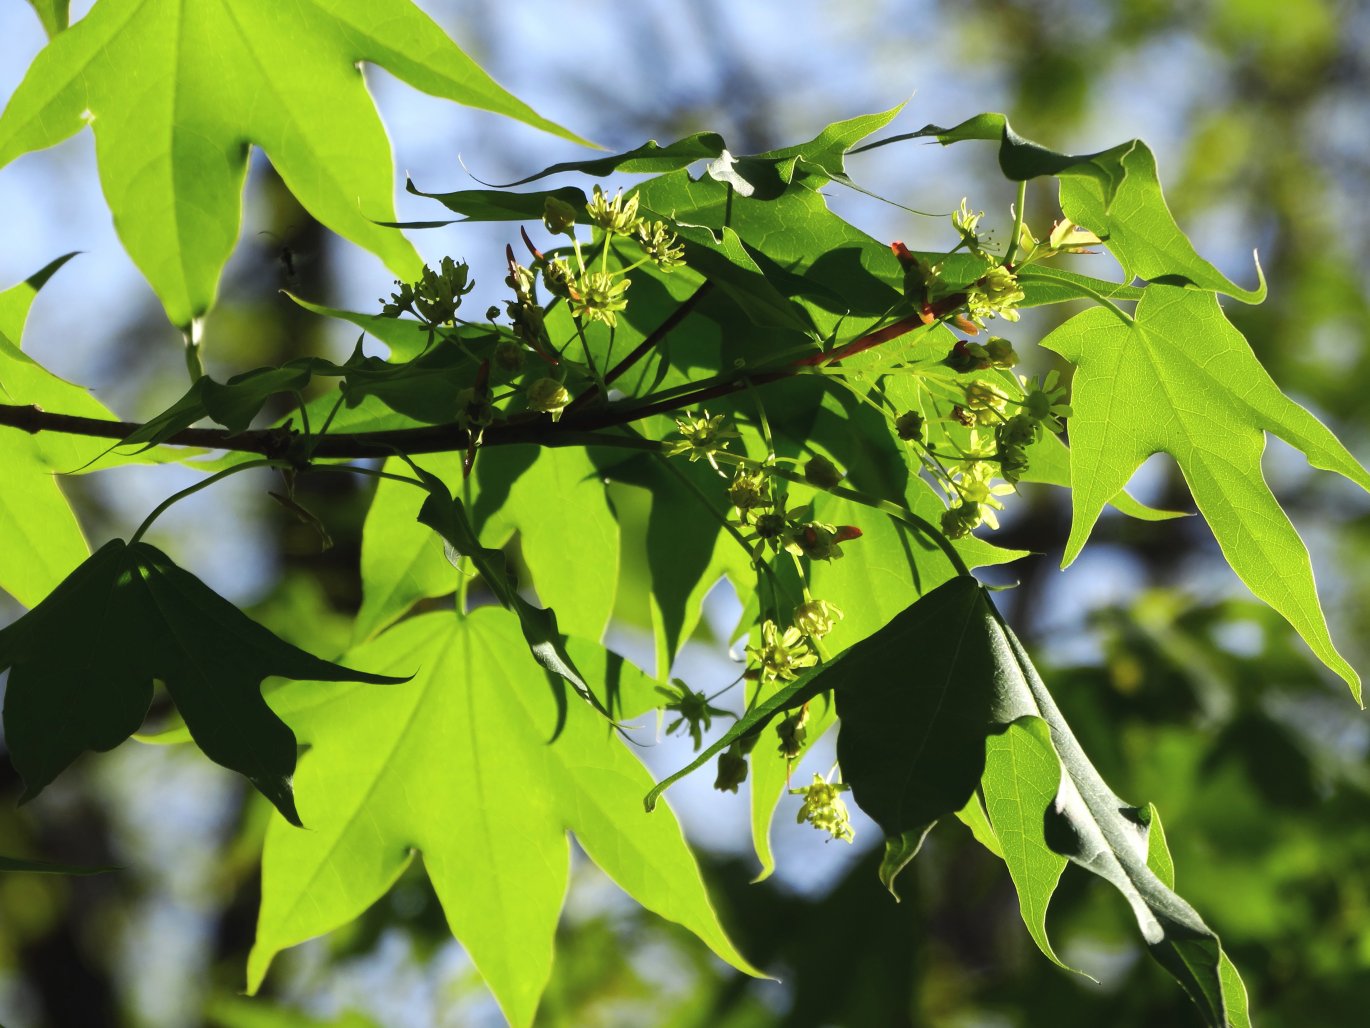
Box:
249;608;759;1026
744;103;905;187
0;0;588;326
484;133;727;187
1042;285;1369;699
633;167;903;340
118;363;328;450
286;294;436;362
394;184;591;227
0;540;406;824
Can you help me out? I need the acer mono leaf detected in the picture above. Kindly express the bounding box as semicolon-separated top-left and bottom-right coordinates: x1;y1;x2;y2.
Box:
0;0;589;327
0;540;406;824
0;254;90;606
250;608;758;1026
1042;285;1369;699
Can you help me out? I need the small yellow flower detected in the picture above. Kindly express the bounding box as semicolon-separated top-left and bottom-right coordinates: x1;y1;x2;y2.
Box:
791;773;855;843
794;599;843;639
665;411;737;470
747;620;817;682
570;270;631;327
586;185;642;235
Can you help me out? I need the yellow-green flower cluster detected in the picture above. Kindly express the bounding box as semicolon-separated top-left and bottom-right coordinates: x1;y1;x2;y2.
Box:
791;773;855;843
635;220;686;271
965;265;1025;326
748;620;817;683
569;270;631;327
586;185;641;235
665;410;737;470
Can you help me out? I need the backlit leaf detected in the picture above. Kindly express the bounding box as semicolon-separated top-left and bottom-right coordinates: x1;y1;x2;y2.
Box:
0;0;588;326
249;608;758;1025
1042;285;1368;698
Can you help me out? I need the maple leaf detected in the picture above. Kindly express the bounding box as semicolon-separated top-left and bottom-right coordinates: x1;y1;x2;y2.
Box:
0;253;136;606
248;608;759;1026
1042;285;1370;700
0;539;406;823
0;0;588;327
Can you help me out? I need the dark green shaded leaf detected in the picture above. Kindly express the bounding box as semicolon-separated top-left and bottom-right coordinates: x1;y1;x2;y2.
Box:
0;540;406;823
633;167;904;339
833;577;998;841
489;133;726;187
396;183;590;226
286;293;436;361
993;614;1240;1027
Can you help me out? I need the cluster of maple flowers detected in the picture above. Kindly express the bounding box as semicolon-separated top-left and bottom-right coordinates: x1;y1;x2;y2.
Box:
887;200;1087;540
376;185;687;429
661;410;862;841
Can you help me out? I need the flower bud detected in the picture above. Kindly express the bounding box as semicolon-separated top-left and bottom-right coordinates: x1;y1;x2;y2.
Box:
527;377;571;420
728;468;769;511
543;195;578;235
714;746;749;793
776;706;810;759
493;340;525;373
804;454;844;490
895;410;926;442
984;336;1018;368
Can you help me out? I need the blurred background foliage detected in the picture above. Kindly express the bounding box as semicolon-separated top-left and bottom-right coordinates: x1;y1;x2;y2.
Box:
1;0;1369;1025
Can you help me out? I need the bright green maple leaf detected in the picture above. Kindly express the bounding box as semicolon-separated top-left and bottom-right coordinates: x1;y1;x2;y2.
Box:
0;254;100;606
249;608;758;1026
1042;285;1370;699
0;0;588;327
0;539;406;823
980;716;1076;974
